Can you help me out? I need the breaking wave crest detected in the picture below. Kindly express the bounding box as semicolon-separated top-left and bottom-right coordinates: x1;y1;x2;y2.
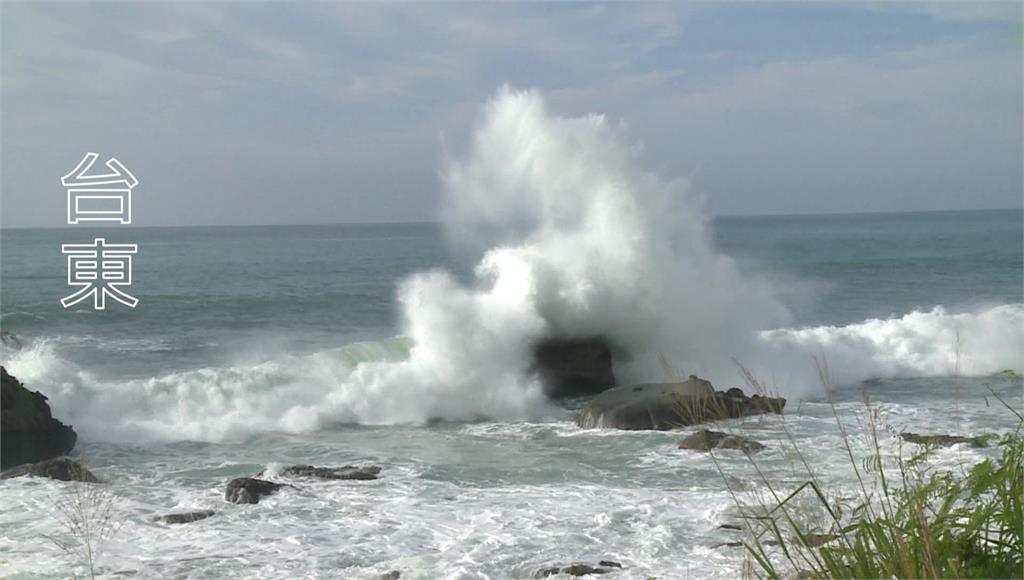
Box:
3;88;1021;441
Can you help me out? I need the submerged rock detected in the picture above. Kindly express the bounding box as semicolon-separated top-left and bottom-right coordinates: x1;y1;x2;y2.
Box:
1;457;98;483
534;562;619;577
1;367;78;469
900;433;990;448
678;429;766;454
157;510;216;524
225;477;291;504
532;337;615;398
275;464;382;480
378;572;401;580
574;376;785;430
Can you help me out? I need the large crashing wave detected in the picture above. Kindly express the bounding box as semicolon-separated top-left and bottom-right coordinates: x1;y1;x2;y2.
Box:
3;88;1022;441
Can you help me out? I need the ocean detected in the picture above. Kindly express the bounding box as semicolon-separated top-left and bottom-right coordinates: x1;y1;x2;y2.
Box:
1;208;1021;579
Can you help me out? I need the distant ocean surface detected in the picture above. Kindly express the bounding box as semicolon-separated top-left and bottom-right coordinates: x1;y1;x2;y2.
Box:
1;209;1022;579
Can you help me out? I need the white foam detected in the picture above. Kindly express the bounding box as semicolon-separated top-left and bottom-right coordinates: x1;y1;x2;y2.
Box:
752;304;1024;396
3;88;1021;439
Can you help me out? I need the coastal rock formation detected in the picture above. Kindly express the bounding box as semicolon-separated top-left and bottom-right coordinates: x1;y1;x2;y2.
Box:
225;477;291;504
1;367;78;469
532;337;615;398
900;433;991;448
275;464;382;480
533;560;622;577
678;429;766;454
157;510;216;524
1;457;98;482
574;375;785;430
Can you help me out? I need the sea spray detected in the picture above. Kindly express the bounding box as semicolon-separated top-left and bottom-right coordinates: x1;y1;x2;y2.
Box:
3;89;1021;440
293;86;795;425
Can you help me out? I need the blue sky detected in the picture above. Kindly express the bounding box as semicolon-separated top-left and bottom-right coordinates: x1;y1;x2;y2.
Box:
1;1;1021;227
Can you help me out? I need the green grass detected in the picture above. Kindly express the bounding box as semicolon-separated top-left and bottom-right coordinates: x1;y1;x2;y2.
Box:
718;365;1023;580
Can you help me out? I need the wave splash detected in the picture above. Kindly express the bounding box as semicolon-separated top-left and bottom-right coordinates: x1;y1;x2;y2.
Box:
3;88;1021;441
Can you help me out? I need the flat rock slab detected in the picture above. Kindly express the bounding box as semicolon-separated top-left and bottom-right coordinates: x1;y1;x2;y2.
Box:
533;561;622;577
900;433;990;448
679;429;766;454
278;464;382;480
575;376;785;430
1;457;98;483
157;510;216;524
225;477;292;504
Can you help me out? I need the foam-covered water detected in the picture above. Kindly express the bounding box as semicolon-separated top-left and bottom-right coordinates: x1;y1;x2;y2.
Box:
1;90;1021;578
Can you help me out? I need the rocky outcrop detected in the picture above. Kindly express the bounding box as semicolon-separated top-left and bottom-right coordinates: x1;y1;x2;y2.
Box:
900;433;991;448
272;464;381;480
575;375;785;430
678;429;766;454
532;337;615;398
534;561;622;577
157;510;216;524
1;457;98;482
1;367;78;469
225;477;292;504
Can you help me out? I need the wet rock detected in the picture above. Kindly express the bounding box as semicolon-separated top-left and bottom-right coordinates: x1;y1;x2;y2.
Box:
1;457;98;482
158;510;215;524
225;477;291;504
678;429;766;454
718;523;743;531
575;376;785;430
800;533;837;547
276;464;381;480
1;367;78;469
378;572;400;580
900;432;990;448
533;561;621;577
532;337;615;398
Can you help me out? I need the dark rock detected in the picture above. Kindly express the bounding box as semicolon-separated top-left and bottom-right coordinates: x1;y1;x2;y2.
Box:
274;464;381;480
597;561;622;569
378;572;400;580
534;563;612;577
158;510;215;524
561;565;608;576
574;375;785;430
900;432;990;448
678;429;766;454
1;367;77;469
718;523;743;531
225;477;291;504
800;533;837;547
1;457;98;482
532;337;615;398
714;539;779;549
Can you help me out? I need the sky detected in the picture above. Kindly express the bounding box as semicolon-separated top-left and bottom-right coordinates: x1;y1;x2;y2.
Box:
1;1;1021;228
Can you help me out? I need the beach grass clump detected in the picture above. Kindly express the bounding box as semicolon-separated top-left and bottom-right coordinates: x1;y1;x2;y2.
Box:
727;365;1023;580
740;429;1023;579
